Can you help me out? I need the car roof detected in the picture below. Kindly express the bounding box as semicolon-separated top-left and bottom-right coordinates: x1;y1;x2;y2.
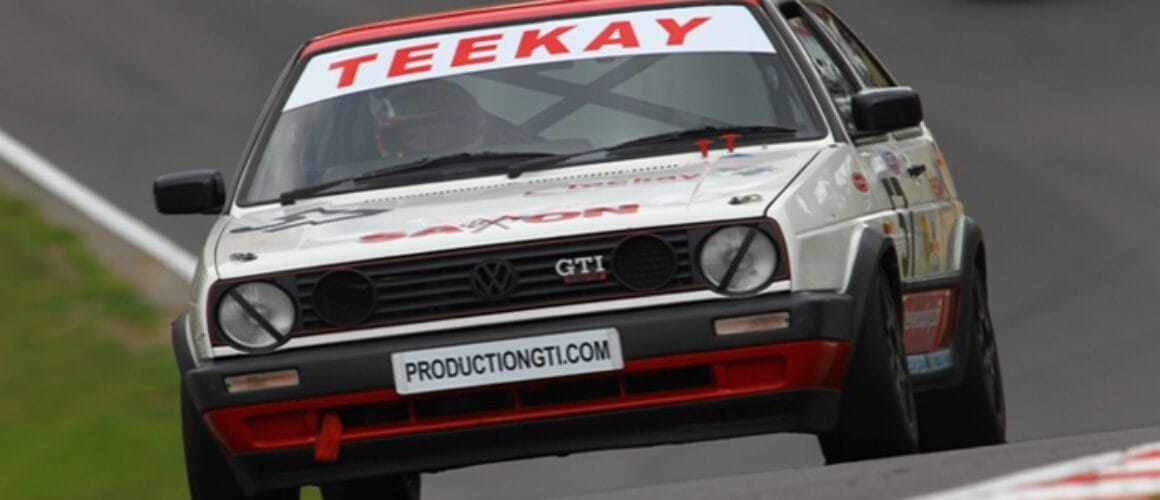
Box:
302;0;765;58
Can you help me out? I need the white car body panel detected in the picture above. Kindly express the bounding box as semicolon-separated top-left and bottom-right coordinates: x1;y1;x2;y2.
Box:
774;126;965;294
192;129;967;360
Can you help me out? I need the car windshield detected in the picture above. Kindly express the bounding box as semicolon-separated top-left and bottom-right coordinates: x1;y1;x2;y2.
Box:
238;5;824;205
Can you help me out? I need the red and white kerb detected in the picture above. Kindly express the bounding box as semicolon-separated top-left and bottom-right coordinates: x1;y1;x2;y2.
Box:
917;441;1160;500
284;6;777;111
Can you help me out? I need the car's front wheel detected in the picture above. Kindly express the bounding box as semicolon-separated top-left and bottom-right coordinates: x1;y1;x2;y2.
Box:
819;266;919;464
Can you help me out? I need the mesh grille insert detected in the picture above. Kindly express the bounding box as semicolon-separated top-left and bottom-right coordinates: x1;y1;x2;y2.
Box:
612;234;677;291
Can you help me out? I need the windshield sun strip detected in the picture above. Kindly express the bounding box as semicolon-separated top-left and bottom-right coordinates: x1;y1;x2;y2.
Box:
236;5;826;206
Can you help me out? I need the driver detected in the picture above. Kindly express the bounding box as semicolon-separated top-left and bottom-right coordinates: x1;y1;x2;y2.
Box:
370;80;488;159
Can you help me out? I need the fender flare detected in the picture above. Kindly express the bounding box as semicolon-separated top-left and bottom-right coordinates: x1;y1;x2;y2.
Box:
945;216;987;387
171;313;196;376
844;227;900;354
907;216;986;389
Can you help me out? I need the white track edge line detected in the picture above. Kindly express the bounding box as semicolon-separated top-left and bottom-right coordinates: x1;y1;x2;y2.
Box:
0;127;196;281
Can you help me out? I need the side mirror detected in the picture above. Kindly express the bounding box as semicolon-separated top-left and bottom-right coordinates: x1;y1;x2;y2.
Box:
851;86;924;136
154;169;225;215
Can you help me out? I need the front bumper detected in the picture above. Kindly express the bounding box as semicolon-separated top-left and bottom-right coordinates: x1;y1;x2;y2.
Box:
179;291;854;491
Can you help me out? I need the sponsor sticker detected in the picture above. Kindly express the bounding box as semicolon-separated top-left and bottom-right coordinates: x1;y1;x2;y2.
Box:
285;6;775;110
391;329;624;394
907;349;953;375
523;173;698;196
714;165;781;177
881;150;902;176
902;288;956;353
852;171;869;193
928;175;946;198
360;203;639;243
231;206;391;234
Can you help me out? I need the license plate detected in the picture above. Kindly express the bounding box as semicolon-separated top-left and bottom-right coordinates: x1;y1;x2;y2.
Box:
391;328;623;395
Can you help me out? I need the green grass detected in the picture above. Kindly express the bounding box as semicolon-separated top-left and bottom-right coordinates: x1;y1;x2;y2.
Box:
0;191;185;499
0;191;329;500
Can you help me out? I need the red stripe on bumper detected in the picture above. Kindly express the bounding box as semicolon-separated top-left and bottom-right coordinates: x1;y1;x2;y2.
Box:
205;341;849;455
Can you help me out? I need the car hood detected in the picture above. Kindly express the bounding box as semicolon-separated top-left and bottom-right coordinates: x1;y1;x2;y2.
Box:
214;147;821;279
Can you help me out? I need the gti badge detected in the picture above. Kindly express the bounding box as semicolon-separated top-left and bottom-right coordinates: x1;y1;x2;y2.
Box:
555;255;607;284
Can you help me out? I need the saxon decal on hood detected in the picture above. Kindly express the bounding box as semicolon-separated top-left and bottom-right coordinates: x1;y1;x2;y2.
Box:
359;204;639;243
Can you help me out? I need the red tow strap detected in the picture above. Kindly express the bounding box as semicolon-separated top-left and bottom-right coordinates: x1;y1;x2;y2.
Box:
313;412;343;463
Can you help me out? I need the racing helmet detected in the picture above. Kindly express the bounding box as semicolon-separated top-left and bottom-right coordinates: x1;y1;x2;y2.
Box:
370;80;487;158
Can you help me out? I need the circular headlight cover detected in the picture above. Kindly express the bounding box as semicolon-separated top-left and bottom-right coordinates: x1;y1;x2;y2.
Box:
699;226;778;294
217;282;297;351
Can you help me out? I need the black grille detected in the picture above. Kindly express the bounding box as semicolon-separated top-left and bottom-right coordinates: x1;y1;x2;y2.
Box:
294;228;700;334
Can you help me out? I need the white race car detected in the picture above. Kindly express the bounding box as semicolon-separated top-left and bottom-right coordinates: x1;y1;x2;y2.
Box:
154;1;1005;498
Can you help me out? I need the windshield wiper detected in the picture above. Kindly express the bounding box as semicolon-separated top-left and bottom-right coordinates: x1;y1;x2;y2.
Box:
507;125;796;179
610;125;798;149
279;151;557;205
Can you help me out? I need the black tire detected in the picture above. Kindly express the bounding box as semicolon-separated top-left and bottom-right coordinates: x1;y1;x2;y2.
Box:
320;474;421;500
819;267;919;464
916;269;1006;451
181;386;298;500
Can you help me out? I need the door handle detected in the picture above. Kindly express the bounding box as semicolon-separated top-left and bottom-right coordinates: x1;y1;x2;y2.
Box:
907;164;927;177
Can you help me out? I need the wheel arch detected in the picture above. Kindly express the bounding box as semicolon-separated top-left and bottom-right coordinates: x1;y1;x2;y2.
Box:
912;216;986;390
172;313;197;375
844;227;901;348
949;216;987;383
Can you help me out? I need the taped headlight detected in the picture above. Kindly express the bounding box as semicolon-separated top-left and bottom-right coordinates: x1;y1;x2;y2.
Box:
699;226;778;294
217;282;296;351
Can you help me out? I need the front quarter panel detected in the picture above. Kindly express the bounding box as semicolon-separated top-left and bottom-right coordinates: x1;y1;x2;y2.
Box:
186;217;228;364
770;144;894;293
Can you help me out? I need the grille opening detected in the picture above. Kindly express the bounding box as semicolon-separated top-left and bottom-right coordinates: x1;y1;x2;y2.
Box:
312;270;376;326
339;403;409;428
519;378;621;407
412;389;514;419
625;366;714;394
613;235;677;291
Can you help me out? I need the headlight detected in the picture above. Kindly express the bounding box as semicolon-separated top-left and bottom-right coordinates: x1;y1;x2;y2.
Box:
699;226;778;294
217;282;296;351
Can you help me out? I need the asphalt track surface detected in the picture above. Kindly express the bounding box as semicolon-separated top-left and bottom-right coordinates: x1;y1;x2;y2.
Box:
3;0;1160;498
